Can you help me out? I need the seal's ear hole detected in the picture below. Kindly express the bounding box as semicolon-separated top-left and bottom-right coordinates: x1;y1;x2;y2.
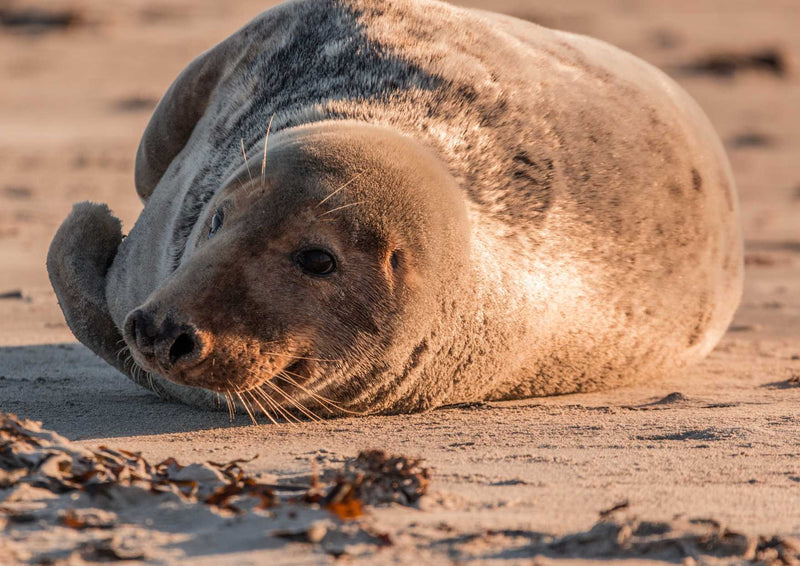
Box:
389;249;403;271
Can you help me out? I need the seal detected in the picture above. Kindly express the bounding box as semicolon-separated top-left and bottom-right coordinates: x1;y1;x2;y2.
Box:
47;0;743;418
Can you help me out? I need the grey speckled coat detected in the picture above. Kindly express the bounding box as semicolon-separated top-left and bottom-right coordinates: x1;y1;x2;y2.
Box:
47;0;742;414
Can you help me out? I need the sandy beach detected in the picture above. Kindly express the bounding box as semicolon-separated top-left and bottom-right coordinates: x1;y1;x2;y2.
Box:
1;0;798;563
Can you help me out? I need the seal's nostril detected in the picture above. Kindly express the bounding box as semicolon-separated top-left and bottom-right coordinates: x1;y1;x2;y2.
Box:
127;309;158;353
129;315;139;343
169;332;196;365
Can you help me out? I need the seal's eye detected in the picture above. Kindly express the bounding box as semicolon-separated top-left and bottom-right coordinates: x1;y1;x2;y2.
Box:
209;209;224;237
295;248;336;276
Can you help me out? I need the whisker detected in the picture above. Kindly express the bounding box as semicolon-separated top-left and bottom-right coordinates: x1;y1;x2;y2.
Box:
274;372;339;413
258;389;302;426
224;391;235;422
246;389;281;426
235;390;259;426
234;368;295;425
278;368;349;406
262;379;322;422
269;385;322;423
240;138;253;183
253;386;300;425
261;113;275;190
318;201;365;217
315;171;364;208
257;351;336;363
114;344;129;362
276;371;364;415
275;382;340;414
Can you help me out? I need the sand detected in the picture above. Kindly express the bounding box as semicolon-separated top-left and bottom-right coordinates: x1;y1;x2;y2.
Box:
0;0;798;563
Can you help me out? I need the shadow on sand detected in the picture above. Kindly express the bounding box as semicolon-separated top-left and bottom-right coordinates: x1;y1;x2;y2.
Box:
0;343;262;440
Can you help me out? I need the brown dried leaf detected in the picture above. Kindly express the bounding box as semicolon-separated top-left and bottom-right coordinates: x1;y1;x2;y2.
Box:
205;482;245;511
155;456;184;477
326;499;363;520
61;508;117;529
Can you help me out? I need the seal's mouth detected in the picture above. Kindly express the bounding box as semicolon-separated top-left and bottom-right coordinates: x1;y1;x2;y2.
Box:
176;356;355;423
130;346;307;393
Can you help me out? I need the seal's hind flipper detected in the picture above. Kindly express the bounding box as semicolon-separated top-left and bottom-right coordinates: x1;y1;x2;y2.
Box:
47;202;133;378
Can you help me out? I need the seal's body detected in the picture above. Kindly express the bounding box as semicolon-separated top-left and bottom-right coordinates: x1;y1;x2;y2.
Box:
48;0;742;416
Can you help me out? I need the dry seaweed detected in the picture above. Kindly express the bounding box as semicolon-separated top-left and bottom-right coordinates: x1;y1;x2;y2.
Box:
340;449;430;506
1;413;427;561
678;48;789;78
0;7;81;34
1;413;428;516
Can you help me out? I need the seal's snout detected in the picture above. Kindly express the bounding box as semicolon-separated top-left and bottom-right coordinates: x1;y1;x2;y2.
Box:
124;309;207;372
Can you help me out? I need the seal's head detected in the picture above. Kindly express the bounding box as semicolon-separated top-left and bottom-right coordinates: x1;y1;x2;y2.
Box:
122;121;469;415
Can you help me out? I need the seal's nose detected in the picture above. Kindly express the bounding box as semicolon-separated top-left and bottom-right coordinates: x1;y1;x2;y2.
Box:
125;309;205;371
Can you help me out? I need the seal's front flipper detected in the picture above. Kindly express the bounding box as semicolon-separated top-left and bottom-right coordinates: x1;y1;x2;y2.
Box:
47;202;132;378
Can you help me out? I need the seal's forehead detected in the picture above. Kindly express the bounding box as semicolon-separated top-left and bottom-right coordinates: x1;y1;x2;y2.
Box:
214;121;466;256
221;161;349;215
222;120;456;196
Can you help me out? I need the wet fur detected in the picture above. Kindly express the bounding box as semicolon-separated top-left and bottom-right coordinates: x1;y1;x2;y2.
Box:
47;0;743;415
